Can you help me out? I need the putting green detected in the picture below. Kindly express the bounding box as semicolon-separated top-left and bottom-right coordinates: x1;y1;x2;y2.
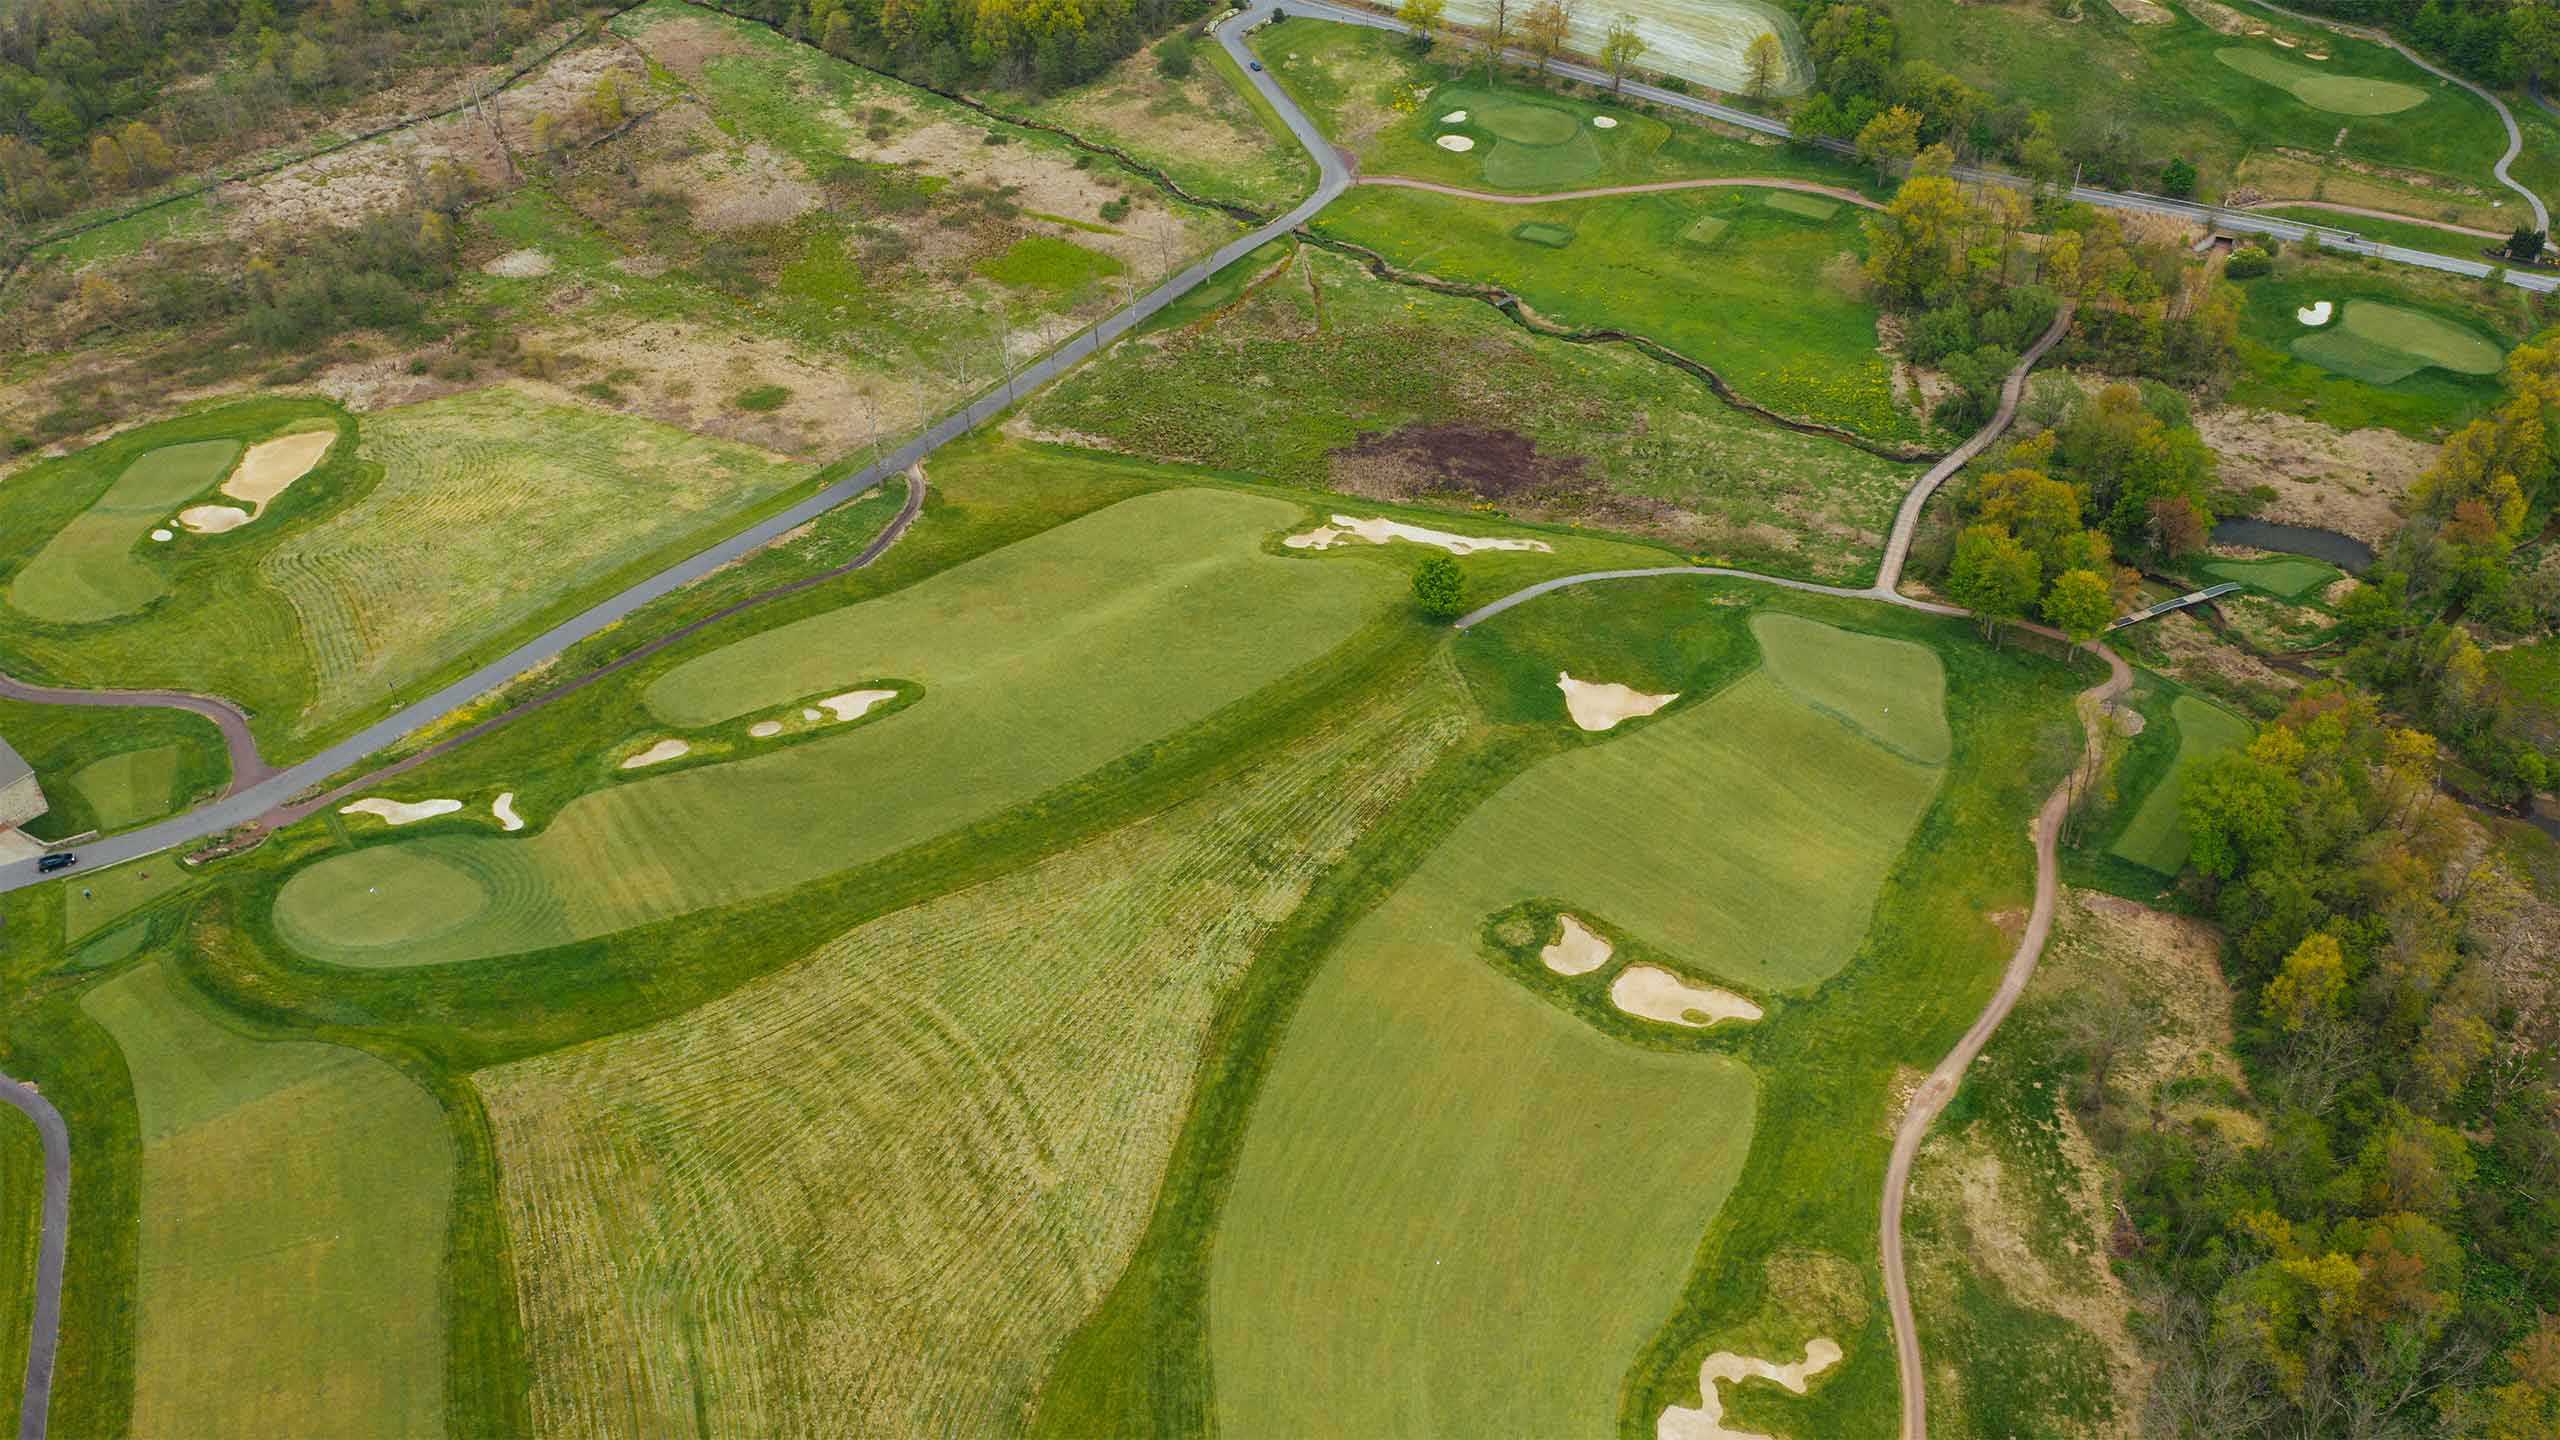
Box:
1211;615;1940;1436
1478;98;1581;146
7;439;240;624
2202;554;2340;599
69;743;184;831
272;488;1400;968
2110;695;2253;874
1753;612;1951;763
2291;301;2505;385
82;961;452;1440
2215;47;2427;115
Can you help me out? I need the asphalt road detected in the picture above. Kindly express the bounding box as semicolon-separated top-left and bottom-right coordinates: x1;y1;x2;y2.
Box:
0;1077;65;1440
0;0;1345;900
1285;0;2556;293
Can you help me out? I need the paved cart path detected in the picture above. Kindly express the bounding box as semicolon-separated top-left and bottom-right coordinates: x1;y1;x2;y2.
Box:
0;673;275;793
0;1076;65;1440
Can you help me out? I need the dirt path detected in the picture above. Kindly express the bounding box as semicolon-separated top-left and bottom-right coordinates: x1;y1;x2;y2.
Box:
0;672;275;795
0;1074;66;1440
1356;174;1884;211
2242;198;2503;239
1881;635;2131;1440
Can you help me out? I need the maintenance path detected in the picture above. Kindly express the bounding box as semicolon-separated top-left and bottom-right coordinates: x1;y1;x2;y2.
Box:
0;1076;65;1440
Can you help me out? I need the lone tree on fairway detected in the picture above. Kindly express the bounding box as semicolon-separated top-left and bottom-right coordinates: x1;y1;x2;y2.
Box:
2509;225;2547;263
1601;15;1646;94
1523;0;1575;76
1742;31;1780;100
1398;0;1446;49
1947;524;2039;647
1413;555;1467;620
2043;567;2115;652
1854;105;1921;186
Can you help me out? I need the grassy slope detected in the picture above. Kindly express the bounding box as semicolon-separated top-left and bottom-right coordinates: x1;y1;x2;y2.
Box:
1007;34;1314;214
2110;693;2253;874
1898;0;2533;215
0;1098;33;1440
0;697;227;843
479;663;1463;1437
1036;581;2082;1438
78;960;452;1440
1314;185;1933;446
1032;240;1922;584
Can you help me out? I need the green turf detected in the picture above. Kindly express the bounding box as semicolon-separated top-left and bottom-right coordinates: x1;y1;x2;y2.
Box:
1761;190;1843;220
6;439;239;624
2287;297;2506;387
1682;213;1731;247
2214;47;2426;115
1315;186;1931;446
2227;262;2524;436
1511;220;1575;248
79;961;452;1440
1208;614;1941;1435
270;487;1403;967
68;743;185;832
0;1100;34;1440
2251;205;2487;260
2108;694;2253;874
61;858;196;944
0;696;228;845
2201;554;2340;599
1753;612;1953;763
974;233;1127;293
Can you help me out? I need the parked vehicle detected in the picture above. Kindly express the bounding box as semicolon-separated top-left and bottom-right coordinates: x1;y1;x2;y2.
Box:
37;852;76;873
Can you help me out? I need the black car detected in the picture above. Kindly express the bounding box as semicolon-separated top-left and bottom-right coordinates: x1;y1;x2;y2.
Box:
37;852;76;873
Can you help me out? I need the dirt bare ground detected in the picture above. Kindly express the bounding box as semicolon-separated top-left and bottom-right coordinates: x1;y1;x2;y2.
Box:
2191;406;2434;549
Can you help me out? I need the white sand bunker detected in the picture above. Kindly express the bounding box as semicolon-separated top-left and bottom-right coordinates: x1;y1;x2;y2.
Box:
340;796;464;826
749;720;784;738
226;430;335;511
1592;115;1619;128
1436;134;1476;152
493;792;525;832
482;248;556;278
1557;672;1678;732
149;528;173;543
1441;109;1469;122
621;738;691;769
1658;1338;1843;1440
801;707;823;722
1541;913;1614;975
2297;300;2333;325
1612;964;1763;1028
816;688;898;722
177;504;252;534
1284;514;1551;556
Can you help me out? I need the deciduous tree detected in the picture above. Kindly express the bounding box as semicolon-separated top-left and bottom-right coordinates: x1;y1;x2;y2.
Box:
1600;15;1646;95
2043;567;2114;648
1398;0;1447;46
1522;0;1575;76
1947;523;2038;646
1853;104;1920;185
1412;555;1467;619
1742;30;1780;100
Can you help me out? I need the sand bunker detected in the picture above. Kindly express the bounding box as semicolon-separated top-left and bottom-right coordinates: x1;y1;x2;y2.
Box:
1284;514;1552;556
482;248;556;278
340;797;464;826
1592;115;1619;128
1442;109;1469;122
1436;134;1476;152
801;707;823;722
2298;301;2333;325
1659;1338;1844;1440
1541;913;1614;975
816;688;898;722
1611;964;1762;1028
225;430;335;511
621;739;691;769
1557;672;1678;731
149;528;173;543
749;720;783;738
493;792;524;832
177;504;252;534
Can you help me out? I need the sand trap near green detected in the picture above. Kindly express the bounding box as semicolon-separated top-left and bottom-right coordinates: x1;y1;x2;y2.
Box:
82;962;452;1440
1209;617;1943;1438
2214;47;2428;115
2291;301;2506;385
273;489;1399;968
2110;694;2252;874
6;439;239;623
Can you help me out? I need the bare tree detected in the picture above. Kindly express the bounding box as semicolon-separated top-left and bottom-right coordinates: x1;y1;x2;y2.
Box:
1480;0;1514;83
1521;0;1574;76
1599;14;1644;95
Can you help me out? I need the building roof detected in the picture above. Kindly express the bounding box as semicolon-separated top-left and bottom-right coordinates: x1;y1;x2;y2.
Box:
0;734;28;789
